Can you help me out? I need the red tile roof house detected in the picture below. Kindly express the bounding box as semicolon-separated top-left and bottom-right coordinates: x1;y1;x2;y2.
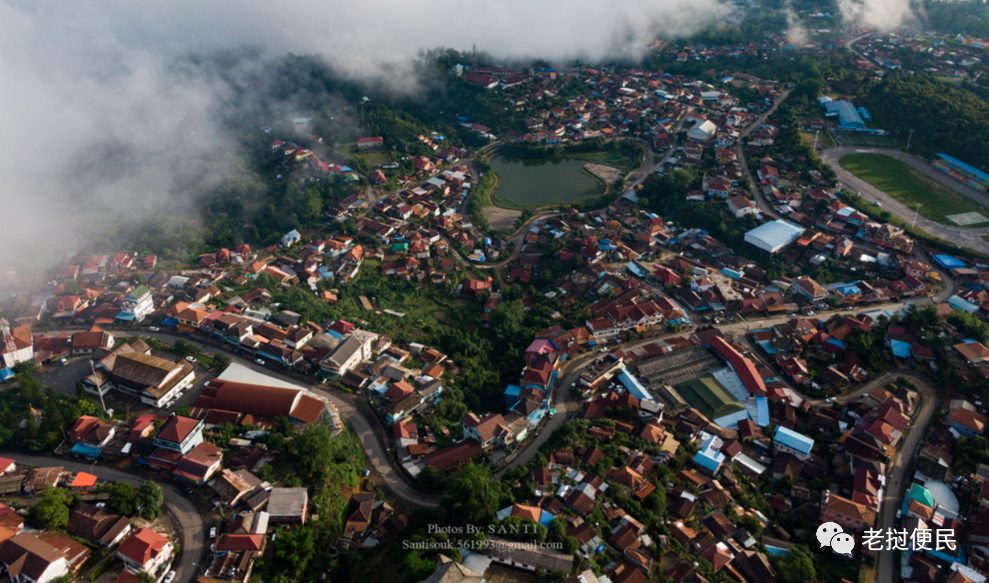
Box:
116;528;173;574
172;441;224;485
819;492;876;532
356;137;384;150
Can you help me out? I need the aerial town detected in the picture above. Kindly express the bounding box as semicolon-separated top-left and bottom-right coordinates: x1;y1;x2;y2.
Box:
3;3;989;583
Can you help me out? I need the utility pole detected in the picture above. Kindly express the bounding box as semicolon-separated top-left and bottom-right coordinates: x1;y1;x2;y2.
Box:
912;203;922;228
905;128;914;151
90;359;108;415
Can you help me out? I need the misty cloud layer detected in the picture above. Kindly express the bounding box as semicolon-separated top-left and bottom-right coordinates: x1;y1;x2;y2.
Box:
836;0;915;30
0;0;911;281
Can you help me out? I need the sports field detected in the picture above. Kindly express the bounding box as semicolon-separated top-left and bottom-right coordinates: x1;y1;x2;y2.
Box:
833;133;898;148
675;375;745;420
839;153;989;227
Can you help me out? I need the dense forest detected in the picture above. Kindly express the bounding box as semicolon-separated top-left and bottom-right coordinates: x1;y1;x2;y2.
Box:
863;74;989;168
922;0;989;37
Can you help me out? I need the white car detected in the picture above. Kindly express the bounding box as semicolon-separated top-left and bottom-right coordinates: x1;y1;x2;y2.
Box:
185;356;196;362
149;327;160;332
826;397;836;403
96;502;106;508
210;527;217;539
164;571;176;583
60;358;69;366
255;359;266;366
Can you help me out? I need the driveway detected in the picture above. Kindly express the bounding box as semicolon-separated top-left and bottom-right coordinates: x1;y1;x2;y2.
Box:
1;453;206;583
819;147;989;255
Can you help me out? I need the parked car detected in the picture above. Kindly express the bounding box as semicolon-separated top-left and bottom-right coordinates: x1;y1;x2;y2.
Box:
60;358;68;366
255;359;266;366
164;572;176;583
149;327;160;332
210;527;217;539
826;397;836;403
185;356;196;362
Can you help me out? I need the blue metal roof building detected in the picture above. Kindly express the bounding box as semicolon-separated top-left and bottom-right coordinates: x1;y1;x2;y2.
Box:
774;426;814;457
617;369;654;402
933;255;966;269
823;100;865;129
934;153;989;191
756;397;770;427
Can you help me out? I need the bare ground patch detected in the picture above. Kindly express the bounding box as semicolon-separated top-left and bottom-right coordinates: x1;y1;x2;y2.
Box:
483;206;522;231
584;163;622;185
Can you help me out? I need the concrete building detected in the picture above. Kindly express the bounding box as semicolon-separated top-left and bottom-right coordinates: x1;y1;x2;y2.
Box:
118;285;153;322
319;335;373;378
83;341;195;408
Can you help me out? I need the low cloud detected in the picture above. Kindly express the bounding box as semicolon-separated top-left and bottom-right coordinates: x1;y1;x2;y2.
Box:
835;0;915;30
0;0;734;280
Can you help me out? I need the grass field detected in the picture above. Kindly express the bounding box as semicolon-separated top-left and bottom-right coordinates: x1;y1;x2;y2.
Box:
801;131;835;149
833;133;899;149
675;376;744;420
355;152;390;166
574;150;637;172
839;153;989;227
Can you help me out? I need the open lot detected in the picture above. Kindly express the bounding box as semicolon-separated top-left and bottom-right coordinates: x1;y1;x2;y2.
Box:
839;153;989;227
483;205;523;231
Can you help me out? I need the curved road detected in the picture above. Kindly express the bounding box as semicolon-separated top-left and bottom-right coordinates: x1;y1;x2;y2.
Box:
1;452;205;583
736;90;791;219
820;146;989;254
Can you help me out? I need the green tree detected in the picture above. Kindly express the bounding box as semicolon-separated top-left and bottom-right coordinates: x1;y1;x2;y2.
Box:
776;545;816;583
28;486;72;529
442;462;500;525
273;527;315;578
211;354;231;373
294;423;333;484
562;535;579;554
137;481;164;518
106;482;139;516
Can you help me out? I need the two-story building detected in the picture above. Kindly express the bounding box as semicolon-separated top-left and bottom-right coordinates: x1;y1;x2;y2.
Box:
153;415;205;455
118;285;153;322
116;528;173;574
319;335;373;379
819;492;876;532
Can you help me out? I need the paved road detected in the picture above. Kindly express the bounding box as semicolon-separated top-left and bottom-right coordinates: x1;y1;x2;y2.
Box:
736;91;791;219
819;146;989;255
2;452;206;583
869;372;938;583
845;33;878;69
